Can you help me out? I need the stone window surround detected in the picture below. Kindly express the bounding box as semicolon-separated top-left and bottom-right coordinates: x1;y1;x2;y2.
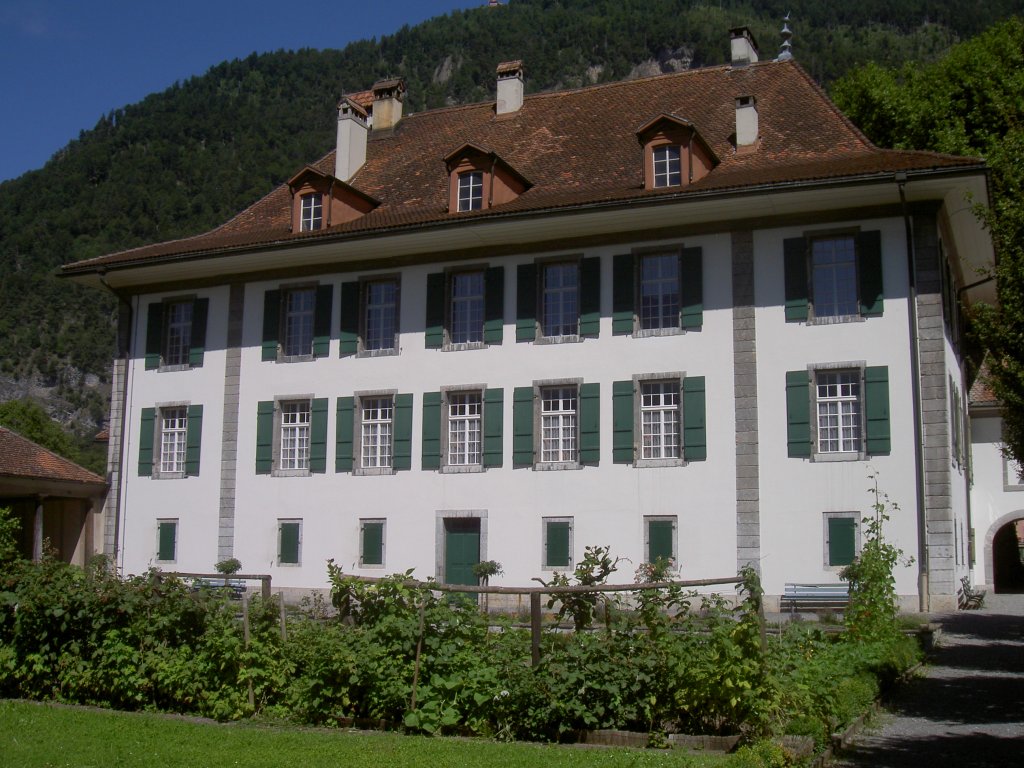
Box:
802;225;865;326
152;400;192;479
353;388;398;476
271;394;314;477
806;361;867;462
533;377;584;471
533;253;583;344
822;510;861;570
541;516;574;571
632;372;687;468
358;274;401;358
439;384;488;474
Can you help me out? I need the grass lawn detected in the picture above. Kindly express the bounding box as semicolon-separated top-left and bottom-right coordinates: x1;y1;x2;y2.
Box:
0;701;730;768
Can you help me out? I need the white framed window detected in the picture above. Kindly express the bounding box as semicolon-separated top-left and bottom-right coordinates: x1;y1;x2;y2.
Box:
280;401;311;470
300;192;323;231
163;300;193;366
449;270;485;345
541;386;578;463
641;381;680;460
816;371;861;454
639;254;680;331
159;407;188;474
156;519;178;563
447;392;482;466
361;396;394;469
541;262;578;338
363;279;399;352
652;145;681;188
457;171;484;211
282;287;315;357
811;235;858;318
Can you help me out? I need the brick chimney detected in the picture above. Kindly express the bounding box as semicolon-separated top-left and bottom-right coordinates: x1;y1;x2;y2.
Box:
729;27;760;66
735;95;758;152
371;78;405;132
496;60;524;115
335;97;368;182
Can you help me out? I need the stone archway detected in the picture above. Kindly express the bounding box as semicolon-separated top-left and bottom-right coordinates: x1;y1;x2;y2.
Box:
985;511;1024;593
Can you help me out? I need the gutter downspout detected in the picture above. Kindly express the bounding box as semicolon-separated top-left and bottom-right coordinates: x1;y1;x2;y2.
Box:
896;173;930;612
98;271;132;570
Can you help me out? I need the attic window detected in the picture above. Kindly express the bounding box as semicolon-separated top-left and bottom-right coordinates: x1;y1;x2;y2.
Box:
300;193;323;231
636;115;718;191
458;172;484;211
652;145;682;188
445;143;530;214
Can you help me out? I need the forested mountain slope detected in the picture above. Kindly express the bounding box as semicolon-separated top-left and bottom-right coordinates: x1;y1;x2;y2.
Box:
2;0;1021;434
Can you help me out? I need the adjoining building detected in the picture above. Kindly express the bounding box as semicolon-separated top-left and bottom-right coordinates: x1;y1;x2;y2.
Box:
0;426;106;564
62;29;995;610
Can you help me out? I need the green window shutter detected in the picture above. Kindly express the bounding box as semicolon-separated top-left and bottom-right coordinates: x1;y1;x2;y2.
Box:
546;521;570;568
483;388;504;468
362;521;384;566
158;521;176;562
864;365;891;455
255;401;274;474
393;393;413;470
828;517;857;566
309;398;328;473
784;237;809;322
279;522;300;564
425;272;445;349
312;284;333;358
579;382;600;464
680;247;704;328
516;263;537;342
188;298;209;367
612;253;635;335
484;266;504;344
612;380;634;463
138;407;156;476
648;520;674;564
336;397;355;472
422;391;442;470
579;257;601;337
261;290;281;361
858;230;884;317
786;370;811;458
512;386;534;466
339;282;360;356
185;404;203;476
682;376;707;461
145;303;164;370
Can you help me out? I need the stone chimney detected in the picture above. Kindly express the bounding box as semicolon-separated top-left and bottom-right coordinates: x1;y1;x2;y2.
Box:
496;60;524;115
371;78;405;132
735;95;758;152
335;97;368;182
729;27;760;66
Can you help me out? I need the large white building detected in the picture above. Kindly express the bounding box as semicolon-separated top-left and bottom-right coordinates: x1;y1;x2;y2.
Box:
64;30;999;610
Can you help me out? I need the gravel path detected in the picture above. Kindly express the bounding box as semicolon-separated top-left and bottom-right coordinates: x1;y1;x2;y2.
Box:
834;594;1024;767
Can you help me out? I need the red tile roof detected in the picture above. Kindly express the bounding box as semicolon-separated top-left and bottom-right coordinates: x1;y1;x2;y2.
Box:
63;60;981;274
0;427;106;486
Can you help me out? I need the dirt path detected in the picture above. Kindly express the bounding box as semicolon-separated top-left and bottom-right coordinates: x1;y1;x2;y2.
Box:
834;594;1024;767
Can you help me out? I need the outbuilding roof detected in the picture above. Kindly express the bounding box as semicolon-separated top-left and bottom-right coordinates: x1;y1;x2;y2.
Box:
62;59;982;275
0;427;106;488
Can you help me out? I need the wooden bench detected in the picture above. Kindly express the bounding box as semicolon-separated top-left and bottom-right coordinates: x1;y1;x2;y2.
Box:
191;578;246;600
780;583;850;613
958;576;986;610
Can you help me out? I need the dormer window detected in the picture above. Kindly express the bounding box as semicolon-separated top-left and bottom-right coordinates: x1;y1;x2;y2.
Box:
636;115;718;191
652;145;682;188
300;193;323;231
458;172;484;211
445;143;530;214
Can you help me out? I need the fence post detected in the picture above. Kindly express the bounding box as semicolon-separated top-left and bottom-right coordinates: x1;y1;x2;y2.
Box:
261;575;271;601
242;594;254;709
279;591;287;641
530;592;542;667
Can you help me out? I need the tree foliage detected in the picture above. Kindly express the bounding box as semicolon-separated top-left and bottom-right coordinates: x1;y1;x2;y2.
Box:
832;17;1024;464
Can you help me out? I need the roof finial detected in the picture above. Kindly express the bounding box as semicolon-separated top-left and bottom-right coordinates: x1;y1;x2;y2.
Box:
778;12;794;61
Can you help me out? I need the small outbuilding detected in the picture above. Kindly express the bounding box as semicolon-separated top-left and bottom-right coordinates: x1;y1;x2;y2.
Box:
0;426;107;564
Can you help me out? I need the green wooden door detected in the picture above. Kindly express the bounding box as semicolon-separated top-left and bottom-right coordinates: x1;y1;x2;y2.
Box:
444;518;481;587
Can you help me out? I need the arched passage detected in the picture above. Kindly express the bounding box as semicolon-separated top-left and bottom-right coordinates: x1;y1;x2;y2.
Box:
986;513;1024;593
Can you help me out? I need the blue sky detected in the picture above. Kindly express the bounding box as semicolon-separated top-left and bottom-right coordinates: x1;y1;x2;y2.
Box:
0;0;483;182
